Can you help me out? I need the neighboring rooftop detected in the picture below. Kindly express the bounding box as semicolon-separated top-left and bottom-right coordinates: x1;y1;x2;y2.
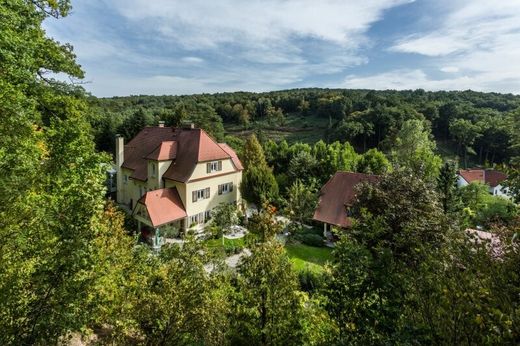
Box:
458;169;507;187
313;172;379;228
121;126;242;182
136;187;187;227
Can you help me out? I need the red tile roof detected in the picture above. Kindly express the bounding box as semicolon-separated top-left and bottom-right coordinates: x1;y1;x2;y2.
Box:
458;169;507;187
484;169;507;187
313;172;379;228
137;187;187;227
145;141;177;161
218;143;244;170
123;127;177;181
121;126;240;182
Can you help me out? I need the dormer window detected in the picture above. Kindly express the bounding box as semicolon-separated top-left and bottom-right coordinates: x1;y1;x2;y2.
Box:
207;161;222;173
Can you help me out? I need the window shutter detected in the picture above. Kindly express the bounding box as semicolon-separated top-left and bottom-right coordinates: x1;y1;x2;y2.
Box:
229;183;233;192
192;190;197;202
207;163;211;173
205;187;210;198
218;184;223;195
218;161;222;171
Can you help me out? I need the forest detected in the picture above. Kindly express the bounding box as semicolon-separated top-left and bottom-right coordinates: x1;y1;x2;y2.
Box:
89;88;520;168
1;1;520;345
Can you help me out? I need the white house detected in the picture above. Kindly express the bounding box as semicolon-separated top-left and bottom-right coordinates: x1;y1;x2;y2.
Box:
457;169;509;198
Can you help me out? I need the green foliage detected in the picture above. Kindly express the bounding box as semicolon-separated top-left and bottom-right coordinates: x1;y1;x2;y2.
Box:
247;205;283;243
211;202;240;237
357;148;391;175
240;165;279;207
135;239;231;345
285;179;318;224
391;119;442;181
460;182;518;227
231;240;303;345
437;161;463;215
242;134;267;170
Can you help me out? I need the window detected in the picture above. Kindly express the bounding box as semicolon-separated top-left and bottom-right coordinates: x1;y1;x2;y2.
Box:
207;161;222;173
192;187;210;202
151;163;156;177
189;210;212;225
218;182;233;195
124;175;128;184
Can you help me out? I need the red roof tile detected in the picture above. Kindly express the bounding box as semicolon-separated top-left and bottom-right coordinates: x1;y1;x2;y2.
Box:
458;169;507;187
145;141;177;161
137;187;187;227
313;172;379;228
121;126;237;183
458;169;485;184
122;127;177;181
484;169;507;187
218;143;244;170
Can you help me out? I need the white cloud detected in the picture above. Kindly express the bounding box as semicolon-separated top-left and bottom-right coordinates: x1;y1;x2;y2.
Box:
181;56;204;64
370;0;520;93
440;66;459;73
111;0;412;48
342;68;520;94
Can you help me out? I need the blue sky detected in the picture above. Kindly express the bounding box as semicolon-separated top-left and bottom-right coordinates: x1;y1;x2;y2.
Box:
44;0;520;97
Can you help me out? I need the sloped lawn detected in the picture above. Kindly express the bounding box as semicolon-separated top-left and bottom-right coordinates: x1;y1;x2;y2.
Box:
285;243;333;273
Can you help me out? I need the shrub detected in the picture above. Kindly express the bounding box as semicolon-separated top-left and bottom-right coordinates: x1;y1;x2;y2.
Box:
300;233;324;247
298;268;325;292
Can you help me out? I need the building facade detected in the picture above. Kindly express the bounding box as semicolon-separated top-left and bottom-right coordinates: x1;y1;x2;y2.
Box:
115;124;243;237
457;168;509;198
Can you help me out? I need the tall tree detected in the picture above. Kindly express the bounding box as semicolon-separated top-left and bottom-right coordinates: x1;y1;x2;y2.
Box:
231;240;303;345
391;119;442;181
0;1;123;343
242;134;267;170
437;161;462;215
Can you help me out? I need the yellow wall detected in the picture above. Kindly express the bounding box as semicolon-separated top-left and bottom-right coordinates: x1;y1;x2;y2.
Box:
120;157;242;230
185;171;242;215
190;159;236;180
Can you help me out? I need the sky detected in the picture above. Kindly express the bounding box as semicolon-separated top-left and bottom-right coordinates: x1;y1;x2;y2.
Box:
43;0;520;97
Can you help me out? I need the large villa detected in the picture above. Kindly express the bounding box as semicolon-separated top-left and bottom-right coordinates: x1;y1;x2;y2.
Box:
115;123;243;238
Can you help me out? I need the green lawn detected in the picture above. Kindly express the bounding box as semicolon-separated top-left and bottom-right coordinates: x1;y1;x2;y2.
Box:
285;243;333;272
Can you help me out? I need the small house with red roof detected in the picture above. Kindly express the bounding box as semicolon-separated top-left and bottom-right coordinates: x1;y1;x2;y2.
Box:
457;168;509;198
313;172;379;237
116;123;243;237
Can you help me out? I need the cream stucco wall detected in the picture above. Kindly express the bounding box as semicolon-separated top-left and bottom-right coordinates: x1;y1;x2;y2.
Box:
185;171;242;216
190;159;236;180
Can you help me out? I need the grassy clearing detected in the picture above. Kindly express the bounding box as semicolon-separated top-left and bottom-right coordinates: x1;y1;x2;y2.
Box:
285;243;333;273
225;113;328;144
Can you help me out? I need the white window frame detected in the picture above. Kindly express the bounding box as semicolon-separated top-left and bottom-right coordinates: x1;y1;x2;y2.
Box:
218;182;233;195
192;187;210;202
207;161;223;173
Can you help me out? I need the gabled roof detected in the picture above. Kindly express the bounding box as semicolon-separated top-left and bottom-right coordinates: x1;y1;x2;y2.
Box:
136;188;187;227
121;126;242;182
162;128;232;182
313;172;379;228
122;127;177;181
458;169;507;188
218;143;244;170
145;141;177;161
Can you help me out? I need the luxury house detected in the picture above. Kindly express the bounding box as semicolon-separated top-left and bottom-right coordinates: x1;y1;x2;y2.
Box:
313;172;379;238
116;123;243;238
457;168;509;197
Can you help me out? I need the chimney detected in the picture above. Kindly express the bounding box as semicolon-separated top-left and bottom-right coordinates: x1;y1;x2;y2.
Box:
158;120;165;128
115;134;124;203
115;134;124;168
